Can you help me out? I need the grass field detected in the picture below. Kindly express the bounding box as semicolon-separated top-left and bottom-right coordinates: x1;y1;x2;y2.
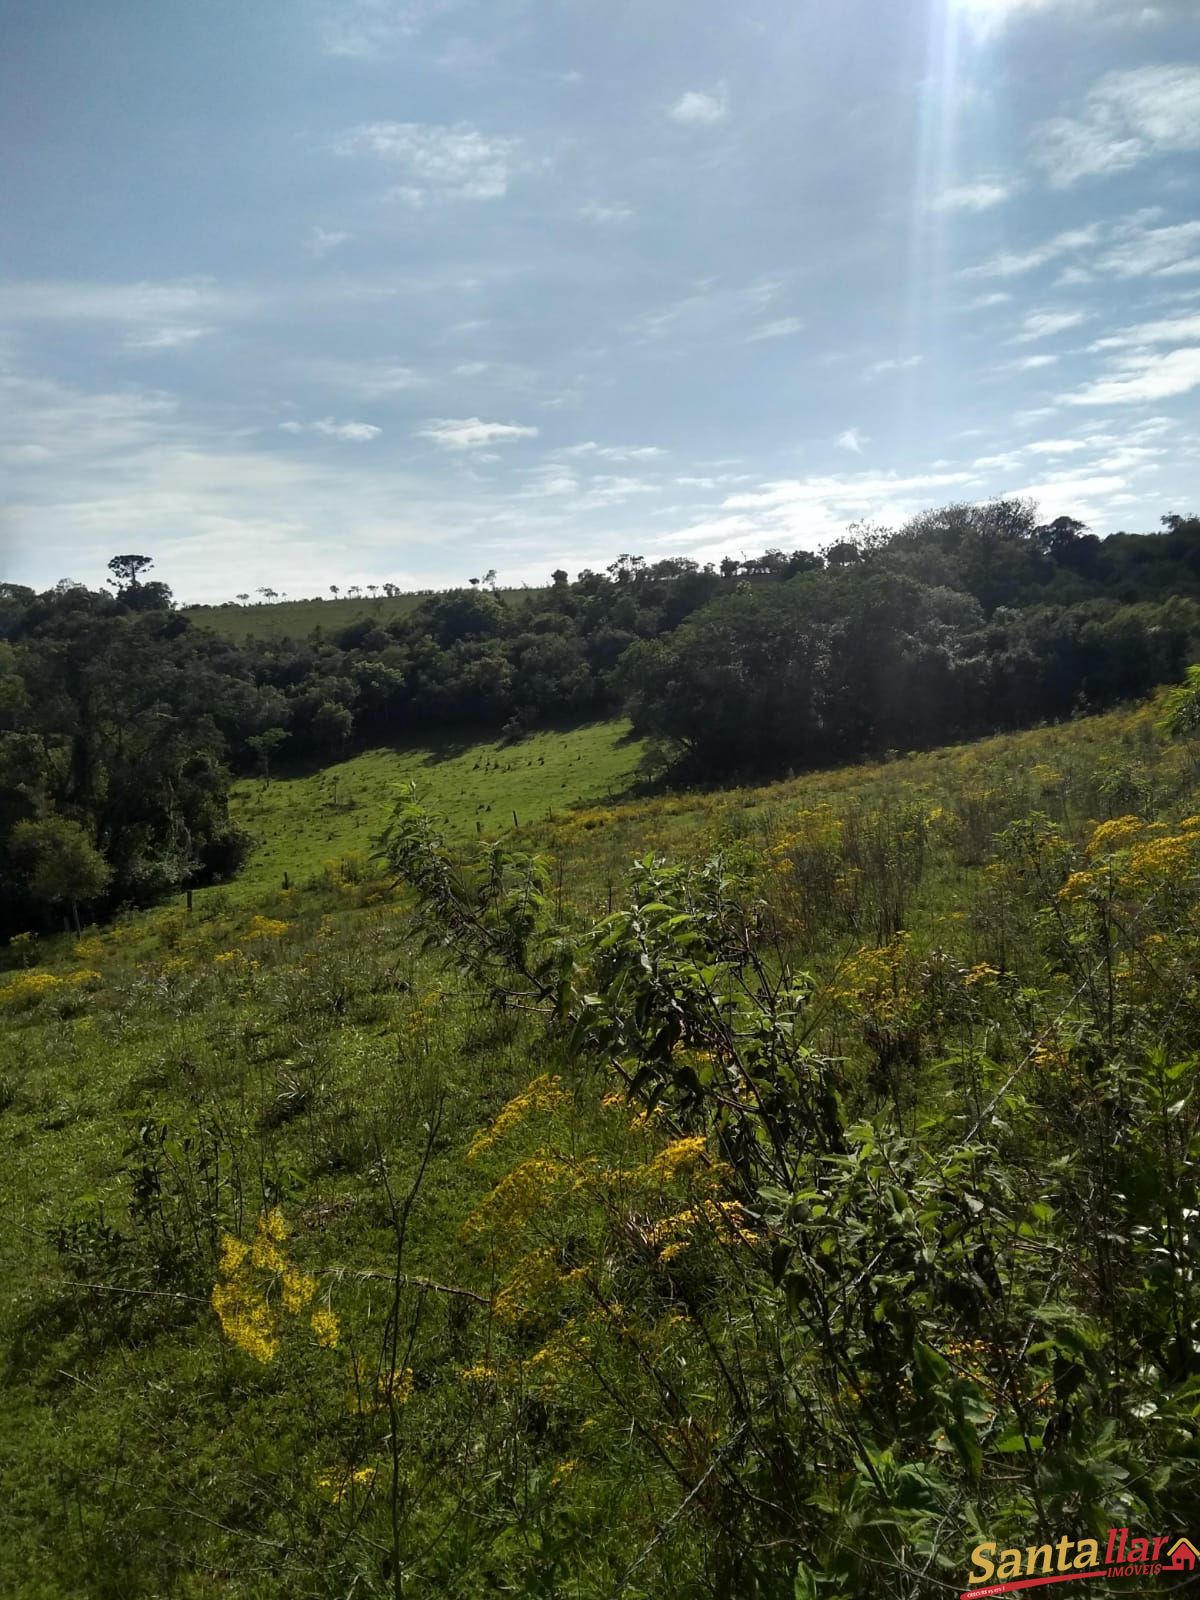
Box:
185;587;545;642
223;719;644;901
3;699;1199;1597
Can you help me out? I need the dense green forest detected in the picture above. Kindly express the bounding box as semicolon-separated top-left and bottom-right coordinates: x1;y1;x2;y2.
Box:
2;502;1199;937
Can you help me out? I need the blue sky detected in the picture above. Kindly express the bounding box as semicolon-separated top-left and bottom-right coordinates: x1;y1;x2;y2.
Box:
2;0;1199;602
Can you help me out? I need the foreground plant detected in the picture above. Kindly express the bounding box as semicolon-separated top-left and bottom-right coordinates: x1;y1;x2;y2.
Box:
379;795;1200;1596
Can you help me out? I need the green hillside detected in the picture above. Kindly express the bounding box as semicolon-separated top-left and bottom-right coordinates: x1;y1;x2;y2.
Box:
3;700;1199;1596
185;587;545;642
223;719;644;900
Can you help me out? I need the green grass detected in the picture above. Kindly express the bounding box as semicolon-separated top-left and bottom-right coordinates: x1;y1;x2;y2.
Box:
222;719;644;901
185;587;545;642
4;699;1199;1597
517;701;1183;919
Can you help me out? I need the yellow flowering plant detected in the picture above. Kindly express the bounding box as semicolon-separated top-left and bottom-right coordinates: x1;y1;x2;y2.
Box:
211;1208;339;1364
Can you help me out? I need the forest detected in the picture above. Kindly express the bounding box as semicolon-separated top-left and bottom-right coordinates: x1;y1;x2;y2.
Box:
2;501;1199;937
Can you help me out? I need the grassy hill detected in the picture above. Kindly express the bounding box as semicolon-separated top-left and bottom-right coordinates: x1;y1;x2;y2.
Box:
223;720;645;901
185;587;545;642
3;702;1198;1597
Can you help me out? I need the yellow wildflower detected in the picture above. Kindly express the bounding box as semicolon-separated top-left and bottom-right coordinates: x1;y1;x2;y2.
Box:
219;1234;249;1275
468;1074;568;1160
212;1209;333;1362
1085;814;1148;857
1059;870;1097;900
211;1272;279;1364
0;971;61;1010
250;1229;287;1276
495;1248;564;1325
641;1136;710;1184
525;1322;591;1393
460;1153;571;1243
310;1307;341;1348
282;1266;317;1314
459;1363;499;1385
315;1465;376;1502
1124;833;1193;882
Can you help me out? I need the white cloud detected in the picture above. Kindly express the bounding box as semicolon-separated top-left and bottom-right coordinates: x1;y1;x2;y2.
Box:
306;226;351;258
556;441;662;460
865;354;923;378
961;224;1103;279
605;446;664;462
1013;308;1090;342
315;419;381;442
1007;469;1128;515
334;122;521;202
964;210;1200;287
0;276;242;325
1088;311;1200;351
1026;437;1091;454
932;178;1018;212
1033;65;1200;187
574;475;662;509
279;417;382;442
739;277;784;313
629;277;787;345
303;359;426;397
0;371;180;463
1060;345;1200;405
722;469;977;514
418;417;538;449
317;0;462;58
0;277;242;353
748;316;805;342
668;88;728;126
968;291;1014;309
1097;219;1200;278
519;465;579;498
836;427;868;453
124;325;214;352
519;460;662;510
2;443;54;464
656;467;982;561
1006;353;1060;369
578;201;633;224
952;0;1089;37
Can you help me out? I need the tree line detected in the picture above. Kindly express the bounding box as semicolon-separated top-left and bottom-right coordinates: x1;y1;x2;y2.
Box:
2;501;1199;935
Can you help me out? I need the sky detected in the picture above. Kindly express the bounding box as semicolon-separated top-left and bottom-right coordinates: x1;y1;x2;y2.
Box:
2;0;1200;603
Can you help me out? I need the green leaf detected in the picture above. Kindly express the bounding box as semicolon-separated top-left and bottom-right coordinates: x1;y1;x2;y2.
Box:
913;1341;951;1389
995;1428;1042;1453
793;1563;820;1600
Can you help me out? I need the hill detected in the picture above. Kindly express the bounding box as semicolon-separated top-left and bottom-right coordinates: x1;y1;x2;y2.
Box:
3;699;1198;1596
222;719;644;901
8;506;1200;949
184;587;543;643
